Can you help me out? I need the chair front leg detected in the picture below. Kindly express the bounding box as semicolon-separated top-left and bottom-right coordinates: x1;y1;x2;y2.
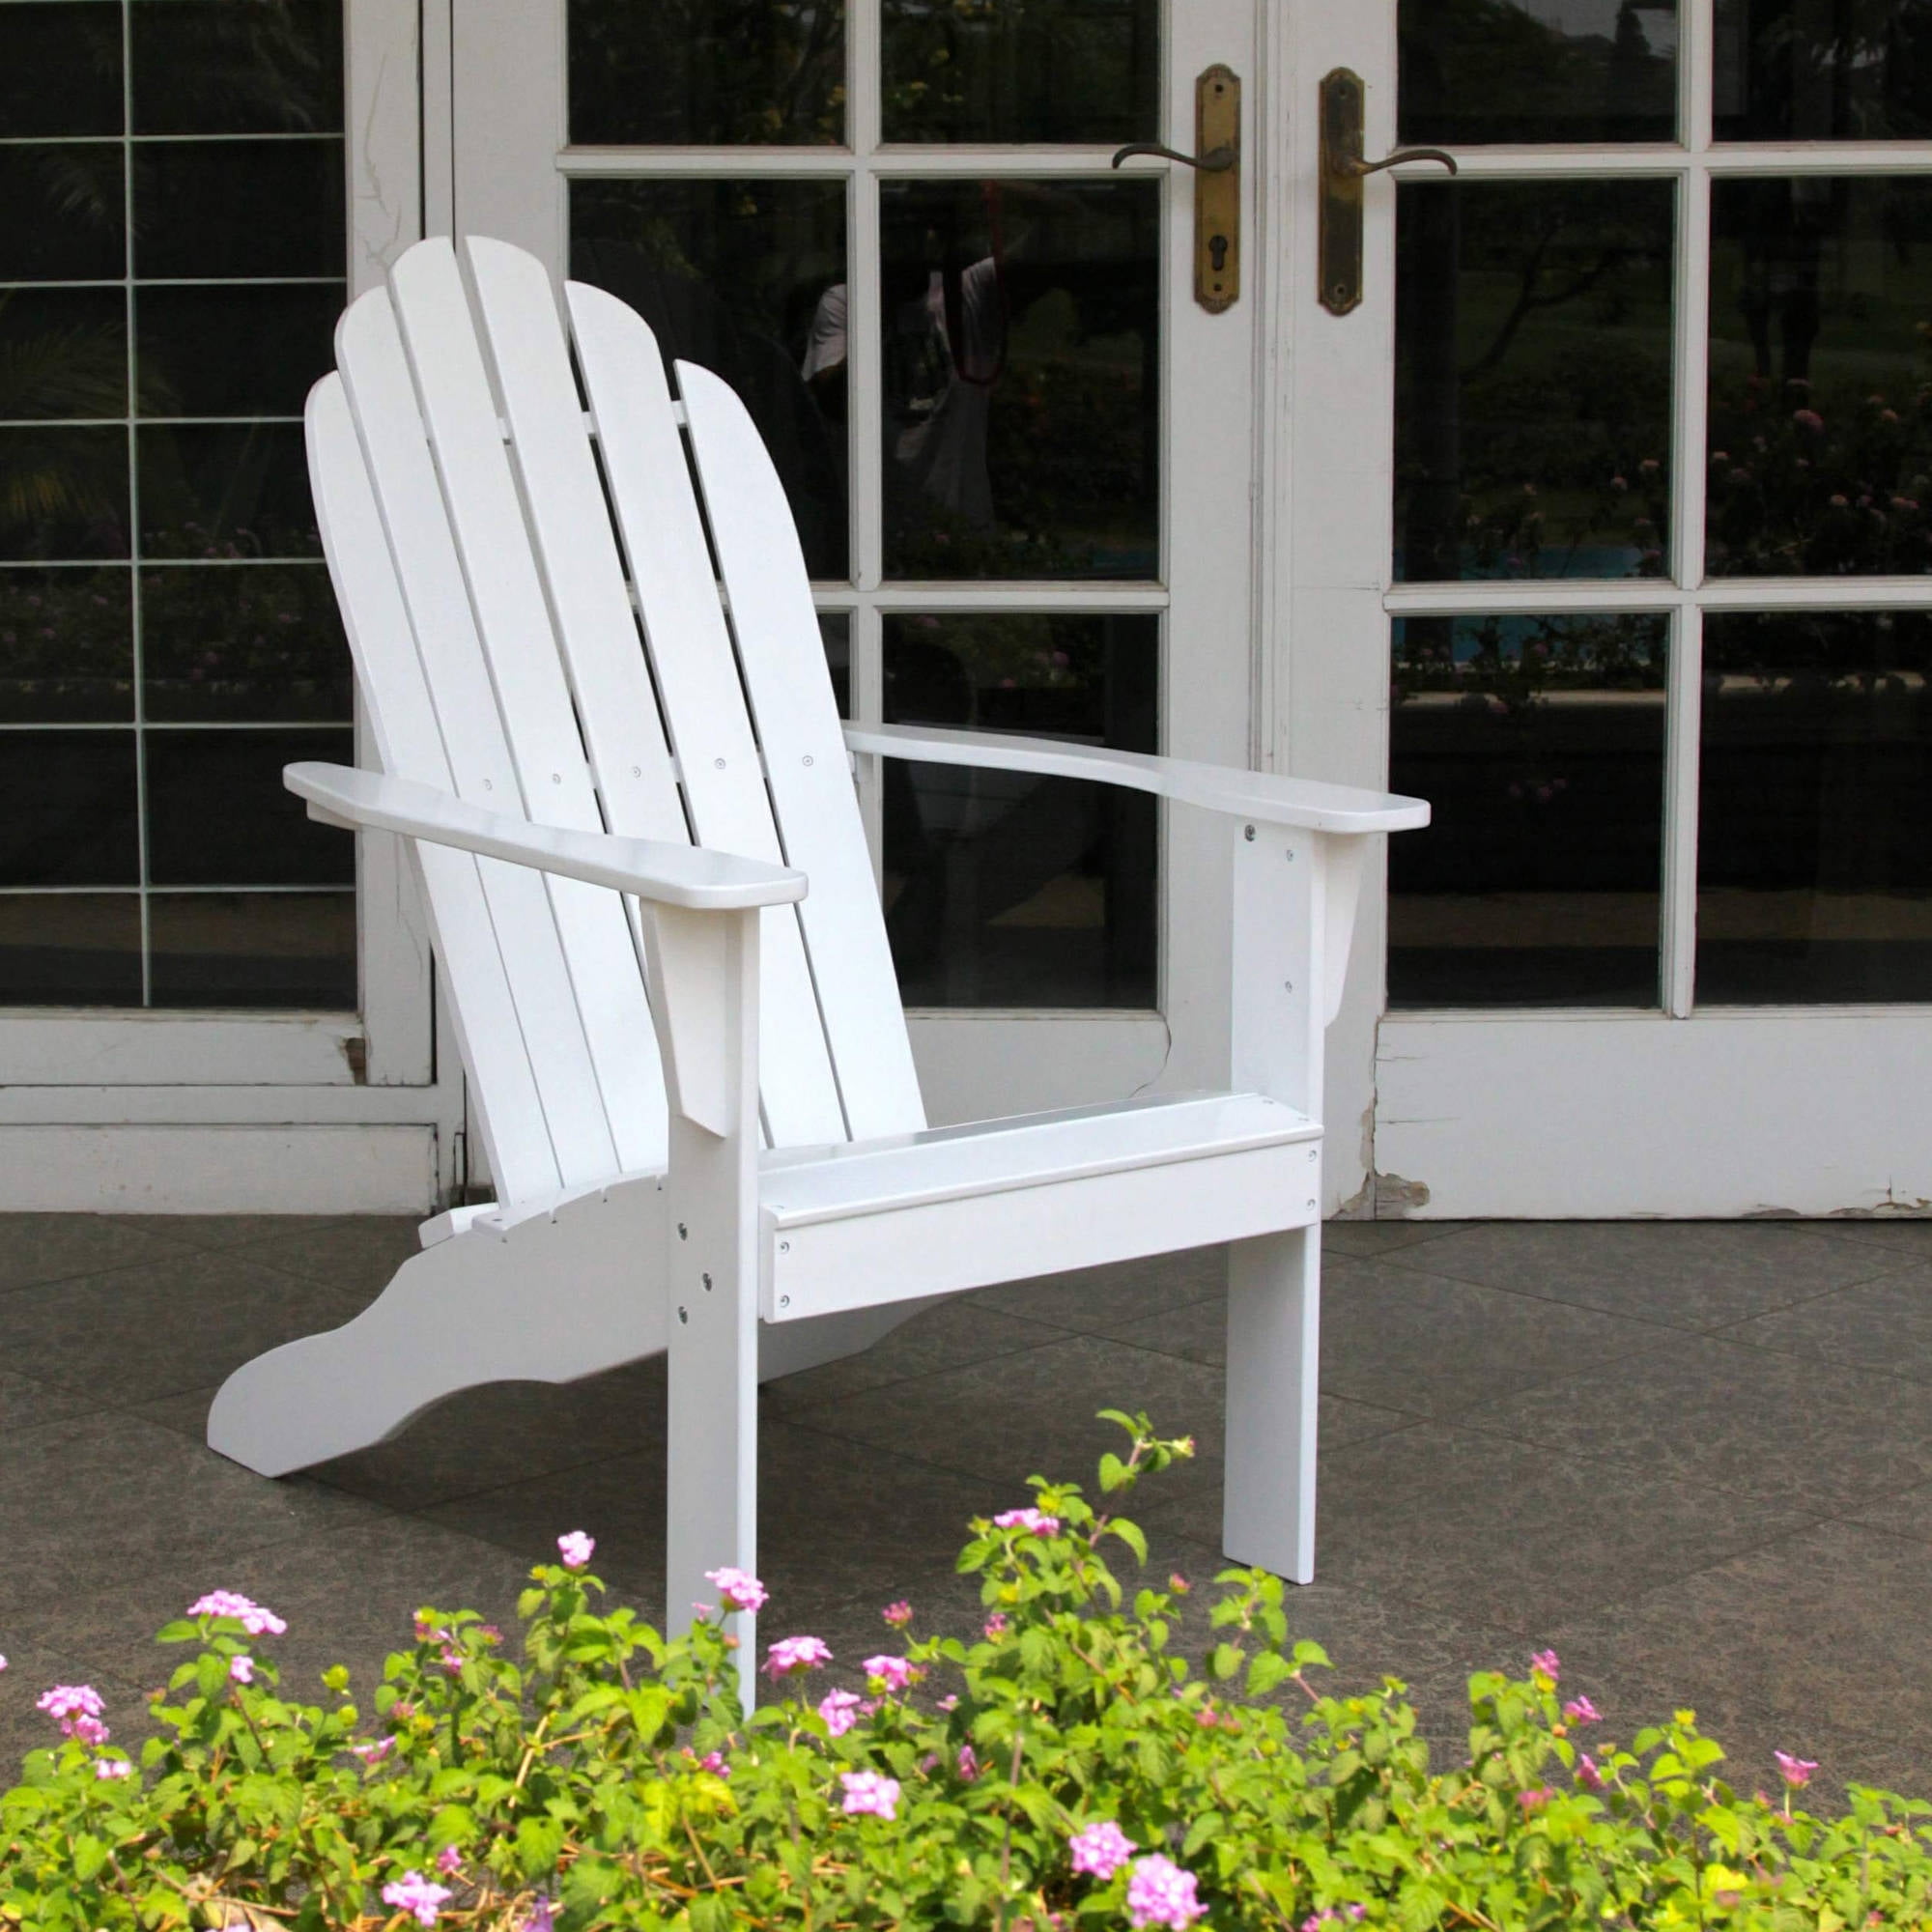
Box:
641;901;763;1713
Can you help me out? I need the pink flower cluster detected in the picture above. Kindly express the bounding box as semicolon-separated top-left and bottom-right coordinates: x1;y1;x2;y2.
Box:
818;1689;862;1737
1125;1854;1206;1930
863;1654;915;1692
882;1600;913;1627
188;1590;287;1635
1299;1911;1367;1930
1069;1819;1137;1880
1776;1750;1819;1790
1577;1754;1605;1793
382;1870;453;1926
839;1769;900;1820
704;1566;768;1613
37;1684;107;1744
993;1507;1062;1536
1562;1695;1600;1726
1529;1649;1560;1685
556;1531;595;1572
764;1634;832;1678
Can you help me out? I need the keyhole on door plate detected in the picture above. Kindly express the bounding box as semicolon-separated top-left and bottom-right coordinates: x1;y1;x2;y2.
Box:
1208;234;1229;275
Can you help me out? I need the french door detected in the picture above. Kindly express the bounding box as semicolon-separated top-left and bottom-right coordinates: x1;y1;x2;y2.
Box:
447;0;1263;1128
1280;0;1932;1218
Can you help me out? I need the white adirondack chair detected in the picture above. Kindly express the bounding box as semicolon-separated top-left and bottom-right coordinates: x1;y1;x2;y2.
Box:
206;236;1427;1702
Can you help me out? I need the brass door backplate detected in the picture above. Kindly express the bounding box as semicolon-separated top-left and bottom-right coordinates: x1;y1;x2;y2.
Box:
1319;68;1457;315
1195;65;1239;313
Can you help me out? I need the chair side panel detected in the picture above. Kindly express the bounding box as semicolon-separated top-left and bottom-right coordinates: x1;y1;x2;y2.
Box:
306;374;561;1202
334;284;621;1189
387;239;666;1178
565;279;848;1149
678;362;926;1142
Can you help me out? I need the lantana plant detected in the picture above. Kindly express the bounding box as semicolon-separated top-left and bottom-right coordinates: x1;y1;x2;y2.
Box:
4;1410;1932;1929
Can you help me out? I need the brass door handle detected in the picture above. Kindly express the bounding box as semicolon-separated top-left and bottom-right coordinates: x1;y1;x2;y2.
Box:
1110;66;1241;314
1319;70;1458;314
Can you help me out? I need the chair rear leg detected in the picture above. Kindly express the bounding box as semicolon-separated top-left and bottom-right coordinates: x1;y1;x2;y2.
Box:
1222;1224;1321;1584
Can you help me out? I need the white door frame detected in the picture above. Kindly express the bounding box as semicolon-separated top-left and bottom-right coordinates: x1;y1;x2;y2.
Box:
0;0;461;1213
451;0;1263;1128
1269;1;1932;1219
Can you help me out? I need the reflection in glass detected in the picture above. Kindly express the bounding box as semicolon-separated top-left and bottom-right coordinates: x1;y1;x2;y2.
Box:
149;892;355;1008
882;0;1157;144
146;727;355;887
0;730;139;885
1699;611;1932;1003
0;895;141;1004
820;611;851;716
1396;181;1674;582
569;0;844;145
882;613;1155;1008
1388;612;1667;1007
135;141;346;279
0;568;132;721
572;180;848;579
0;290;127;417
1716;0;1932;140
0;427;128;559
1708;179;1932;578
0;146;124;280
880;181;1158;581
139;425;321;559
130;0;343;135
0;3;124;137
142;566;348;721
1400;0;1678;145
136;284;343;418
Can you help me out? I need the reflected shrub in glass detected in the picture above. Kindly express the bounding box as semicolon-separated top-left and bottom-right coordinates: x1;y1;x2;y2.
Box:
1389;613;1668;1008
1395;181;1674;583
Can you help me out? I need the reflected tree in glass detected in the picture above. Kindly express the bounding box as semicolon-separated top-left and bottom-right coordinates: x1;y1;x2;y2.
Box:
1400;0;1677;145
1715;0;1932;140
1707;178;1932;577
1396;180;1674;582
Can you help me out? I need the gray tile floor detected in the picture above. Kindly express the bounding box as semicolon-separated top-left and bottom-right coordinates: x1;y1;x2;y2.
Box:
5;1212;1932;1804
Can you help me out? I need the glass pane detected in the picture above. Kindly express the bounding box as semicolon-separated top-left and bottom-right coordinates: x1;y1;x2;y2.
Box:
881;180;1158;581
136;282;343;418
0;289;128;417
0;729;138;884
571;180;848;579
569;0;844;145
1400;0;1679;145
1716;0;1932;140
882;0;1158;144
149;891;355;1008
0;3;124;137
820;610;850;716
0;146;125;280
1388;612;1668;1008
1396;180;1675;582
882;612;1156;1007
145;725;355;885
1698;611;1932;1003
0;427;129;559
135;140;346;279
141;565;347;721
1707;178;1932;579
0;894;141;1003
139;425;321;558
130;0;344;135
0;567;133;721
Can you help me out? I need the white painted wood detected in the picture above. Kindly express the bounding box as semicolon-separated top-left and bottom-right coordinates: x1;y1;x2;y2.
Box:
288;765;806;910
336;290;620;1192
0;1015;365;1088
0;1123;436;1214
567;281;850;1145
681;362;926;1142
0;1084;477;1127
848;724;1428;835
1224;1227;1319;1583
1377;1009;1932;1219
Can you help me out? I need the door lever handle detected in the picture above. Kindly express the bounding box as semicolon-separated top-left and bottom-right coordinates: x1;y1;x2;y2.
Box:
1319;70;1459;315
1110;141;1235;173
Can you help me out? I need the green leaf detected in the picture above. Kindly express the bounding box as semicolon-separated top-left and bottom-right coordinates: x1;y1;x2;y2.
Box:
1108;1518;1148;1565
69;1835;108;1883
1211;1642;1243;1681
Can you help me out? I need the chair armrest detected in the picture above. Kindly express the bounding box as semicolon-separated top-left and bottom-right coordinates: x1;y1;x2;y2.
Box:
285;762;807;911
842;724;1429;835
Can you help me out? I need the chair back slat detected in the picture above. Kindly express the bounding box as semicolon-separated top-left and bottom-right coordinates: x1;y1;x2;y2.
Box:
307;373;561;1202
384;242;666;1177
334;287;621;1188
566;278;849;1148
679;362;925;1142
